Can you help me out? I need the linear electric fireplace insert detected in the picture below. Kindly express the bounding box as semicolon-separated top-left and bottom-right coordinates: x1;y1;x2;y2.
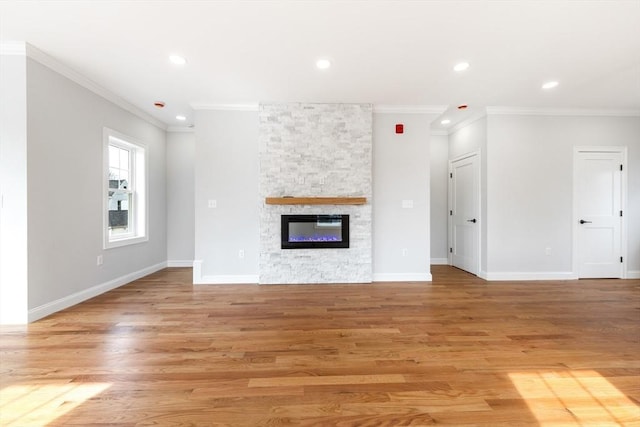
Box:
281;214;349;249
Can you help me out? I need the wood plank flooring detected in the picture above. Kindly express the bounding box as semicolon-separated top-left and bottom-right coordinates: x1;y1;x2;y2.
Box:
1;266;639;426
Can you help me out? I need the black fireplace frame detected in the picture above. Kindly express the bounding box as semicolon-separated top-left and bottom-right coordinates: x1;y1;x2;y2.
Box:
281;214;349;249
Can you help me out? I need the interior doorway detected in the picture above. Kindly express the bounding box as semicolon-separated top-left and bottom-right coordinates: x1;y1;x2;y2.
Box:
449;152;480;275
573;147;627;278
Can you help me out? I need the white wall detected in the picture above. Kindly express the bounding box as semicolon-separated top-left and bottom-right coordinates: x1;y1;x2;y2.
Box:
373;112;437;281
167;131;195;265
430;133;449;263
0;50;28;324
25;57;167;317
192;107;437;283
485;113;640;278
188;107;640;283
193;109;259;283
449;117;487;160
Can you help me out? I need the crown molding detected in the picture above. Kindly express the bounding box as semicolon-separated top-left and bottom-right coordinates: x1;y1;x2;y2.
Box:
167;126;195;133
374;104;447;114
486;106;640;117
3;42;168;130
191;103;259;111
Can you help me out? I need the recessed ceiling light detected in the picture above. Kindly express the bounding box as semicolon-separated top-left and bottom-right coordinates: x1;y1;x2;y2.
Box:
316;59;331;69
453;62;470;72
441;119;451;125
176;115;186;121
169;55;187;65
542;81;559;90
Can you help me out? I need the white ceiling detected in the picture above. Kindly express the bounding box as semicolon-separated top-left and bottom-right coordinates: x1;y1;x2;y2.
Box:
1;0;639;129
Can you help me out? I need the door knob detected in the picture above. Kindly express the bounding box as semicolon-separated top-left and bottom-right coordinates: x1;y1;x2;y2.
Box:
467;219;477;223
579;219;592;224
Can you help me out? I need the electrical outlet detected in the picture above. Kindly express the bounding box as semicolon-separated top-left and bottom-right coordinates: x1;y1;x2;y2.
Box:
402;200;414;209
208;199;217;208
545;247;552;256
238;249;245;259
97;255;103;266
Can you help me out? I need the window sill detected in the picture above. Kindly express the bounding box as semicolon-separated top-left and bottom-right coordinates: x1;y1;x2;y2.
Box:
104;235;148;250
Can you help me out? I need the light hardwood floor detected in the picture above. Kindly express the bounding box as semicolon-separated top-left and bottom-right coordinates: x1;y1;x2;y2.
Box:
1;266;639;426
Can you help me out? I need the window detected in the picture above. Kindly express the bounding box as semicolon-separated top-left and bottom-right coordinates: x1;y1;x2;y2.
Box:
103;128;147;249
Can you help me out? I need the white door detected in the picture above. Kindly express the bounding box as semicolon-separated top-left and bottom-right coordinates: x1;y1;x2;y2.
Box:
450;154;479;275
575;150;624;278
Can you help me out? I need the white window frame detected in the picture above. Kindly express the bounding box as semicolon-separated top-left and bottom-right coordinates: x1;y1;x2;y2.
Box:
103;128;148;249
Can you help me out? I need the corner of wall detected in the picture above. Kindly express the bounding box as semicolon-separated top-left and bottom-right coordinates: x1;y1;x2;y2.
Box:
192;259;257;284
627;270;640;279
167;260;194;268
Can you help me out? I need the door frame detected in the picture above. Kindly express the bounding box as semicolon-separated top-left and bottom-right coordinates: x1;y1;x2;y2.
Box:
572;146;627;279
448;151;482;275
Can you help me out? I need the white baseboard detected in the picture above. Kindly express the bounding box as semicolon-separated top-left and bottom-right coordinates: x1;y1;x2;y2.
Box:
481;270;640;280
192;260;257;284
193;261;433;284
196;275;259;284
482;271;577;281
373;273;432;282
430;258;449;265
167;260;194;268
28;261;167;322
627;270;640;279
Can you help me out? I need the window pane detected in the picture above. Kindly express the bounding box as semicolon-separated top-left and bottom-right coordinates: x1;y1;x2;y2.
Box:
108;143;131;237
108;191;131;236
109;145;120;168
120;195;129;211
120;149;130;172
119;174;129;188
109;168;120;188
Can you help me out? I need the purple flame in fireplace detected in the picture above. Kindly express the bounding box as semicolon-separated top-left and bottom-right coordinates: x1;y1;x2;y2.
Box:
289;234;342;242
281;214;349;249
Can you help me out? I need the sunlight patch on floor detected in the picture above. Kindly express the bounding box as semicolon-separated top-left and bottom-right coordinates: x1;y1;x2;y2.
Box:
509;370;639;426
0;381;111;426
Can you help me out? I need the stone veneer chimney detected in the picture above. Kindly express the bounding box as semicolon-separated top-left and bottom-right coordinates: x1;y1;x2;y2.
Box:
258;103;372;284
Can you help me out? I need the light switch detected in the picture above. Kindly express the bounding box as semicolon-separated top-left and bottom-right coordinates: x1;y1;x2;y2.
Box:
208;199;217;208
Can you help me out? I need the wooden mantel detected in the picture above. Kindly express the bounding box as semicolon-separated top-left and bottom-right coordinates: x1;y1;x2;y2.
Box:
265;196;367;205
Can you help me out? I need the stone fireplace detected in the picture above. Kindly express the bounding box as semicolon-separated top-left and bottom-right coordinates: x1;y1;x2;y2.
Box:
258;103;372;284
